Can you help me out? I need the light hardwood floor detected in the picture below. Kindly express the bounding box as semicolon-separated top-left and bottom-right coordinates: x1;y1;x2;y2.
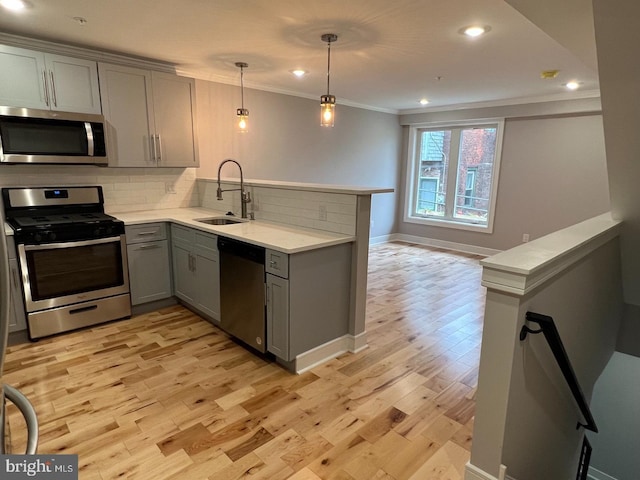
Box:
4;242;485;479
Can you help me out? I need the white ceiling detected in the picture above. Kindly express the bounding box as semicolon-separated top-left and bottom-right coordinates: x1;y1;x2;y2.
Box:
0;0;600;113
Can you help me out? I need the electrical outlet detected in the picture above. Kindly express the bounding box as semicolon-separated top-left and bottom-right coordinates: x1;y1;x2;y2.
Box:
319;205;327;221
165;182;176;194
522;233;530;243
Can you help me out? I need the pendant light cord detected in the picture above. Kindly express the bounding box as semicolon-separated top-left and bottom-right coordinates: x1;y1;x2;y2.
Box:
326;39;331;96
240;66;245;109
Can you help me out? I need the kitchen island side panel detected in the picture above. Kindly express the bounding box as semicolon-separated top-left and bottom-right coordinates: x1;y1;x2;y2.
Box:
288;242;352;358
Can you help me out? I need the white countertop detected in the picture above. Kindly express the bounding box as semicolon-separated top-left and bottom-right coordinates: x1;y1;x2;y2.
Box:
111;207;355;254
199;177;394;195
480;213;621;294
481;213;621;274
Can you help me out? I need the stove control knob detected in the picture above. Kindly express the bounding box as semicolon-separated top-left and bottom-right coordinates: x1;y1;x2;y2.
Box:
106;226;113;235
33;233;42;243
93;228;101;237
48;232;57;242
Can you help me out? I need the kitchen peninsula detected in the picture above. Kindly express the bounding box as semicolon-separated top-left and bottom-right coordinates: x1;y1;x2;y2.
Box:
113;178;393;372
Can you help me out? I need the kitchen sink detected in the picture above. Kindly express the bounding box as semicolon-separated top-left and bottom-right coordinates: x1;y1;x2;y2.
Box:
196;217;244;225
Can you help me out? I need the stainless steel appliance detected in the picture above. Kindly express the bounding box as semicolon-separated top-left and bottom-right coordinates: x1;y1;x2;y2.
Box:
2;186;131;339
0;106;108;165
1;208;38;454
218;236;266;352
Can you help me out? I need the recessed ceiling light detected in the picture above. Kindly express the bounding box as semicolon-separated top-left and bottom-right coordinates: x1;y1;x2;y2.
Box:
420;98;429;105
565;81;580;90
541;70;560;79
0;0;27;11
291;69;307;78
461;25;491;38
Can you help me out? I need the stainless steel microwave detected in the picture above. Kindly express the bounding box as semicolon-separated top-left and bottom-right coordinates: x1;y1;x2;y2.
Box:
0;106;108;165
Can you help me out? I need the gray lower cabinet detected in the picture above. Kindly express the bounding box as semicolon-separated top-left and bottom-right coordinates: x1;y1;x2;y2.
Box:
8;258;27;333
265;243;352;362
5;236;27;333
125;223;172;306
266;273;290;359
171;224;220;322
172;240;197;304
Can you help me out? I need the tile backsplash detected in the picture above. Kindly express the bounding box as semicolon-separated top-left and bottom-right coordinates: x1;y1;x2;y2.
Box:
0;166;199;213
0;167;358;236
198;179;357;235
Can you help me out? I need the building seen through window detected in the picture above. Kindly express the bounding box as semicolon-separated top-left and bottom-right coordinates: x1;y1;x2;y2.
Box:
409;122;502;230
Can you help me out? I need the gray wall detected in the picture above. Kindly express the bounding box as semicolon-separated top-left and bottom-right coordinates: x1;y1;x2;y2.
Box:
587;28;640;480
194;79;610;251
471;236;623;479
593;1;640;343
398;104;611;251
587;351;640;480
503;239;622;479
194;80;401;239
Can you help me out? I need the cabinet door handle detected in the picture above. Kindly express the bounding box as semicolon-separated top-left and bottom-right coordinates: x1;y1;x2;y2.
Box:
136;231;158;236
156;134;162;163
49;71;57;107
150;135;157;163
137;244;160;250
42;70;50;106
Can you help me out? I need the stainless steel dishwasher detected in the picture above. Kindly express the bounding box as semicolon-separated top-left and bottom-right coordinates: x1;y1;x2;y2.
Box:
217;236;266;352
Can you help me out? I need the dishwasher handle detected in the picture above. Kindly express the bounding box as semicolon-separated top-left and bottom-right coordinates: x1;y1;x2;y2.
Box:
217;236;265;264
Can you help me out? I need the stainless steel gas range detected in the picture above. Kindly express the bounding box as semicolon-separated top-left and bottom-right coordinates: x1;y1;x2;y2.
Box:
2;186;131;339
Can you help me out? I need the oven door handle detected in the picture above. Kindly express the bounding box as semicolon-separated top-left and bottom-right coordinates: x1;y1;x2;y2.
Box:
4;385;39;454
21;235;124;251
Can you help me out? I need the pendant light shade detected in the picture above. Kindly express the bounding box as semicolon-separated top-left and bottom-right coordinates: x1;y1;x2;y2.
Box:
235;62;249;133
320;33;338;127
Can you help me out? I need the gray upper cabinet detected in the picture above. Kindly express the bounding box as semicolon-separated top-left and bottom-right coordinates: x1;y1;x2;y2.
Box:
151;72;199;167
98;63;199;168
0;45;101;114
98;64;154;167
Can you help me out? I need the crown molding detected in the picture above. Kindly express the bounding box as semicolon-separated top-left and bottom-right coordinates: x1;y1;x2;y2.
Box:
0;32;176;73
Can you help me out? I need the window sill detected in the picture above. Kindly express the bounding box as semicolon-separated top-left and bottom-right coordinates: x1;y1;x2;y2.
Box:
404;214;493;234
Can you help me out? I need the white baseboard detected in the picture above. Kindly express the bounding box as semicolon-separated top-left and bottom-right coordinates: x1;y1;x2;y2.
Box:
465;463;617;480
294;332;368;374
588;467;619;480
350;331;368;353
465;463;514;480
465;463;499;480
370;234;394;245
374;233;502;257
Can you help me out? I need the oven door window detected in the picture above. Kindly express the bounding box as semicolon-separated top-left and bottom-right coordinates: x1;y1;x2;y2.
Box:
25;241;124;301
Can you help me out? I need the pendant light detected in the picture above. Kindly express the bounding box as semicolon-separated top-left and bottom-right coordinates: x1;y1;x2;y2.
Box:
235;62;249;133
320;33;338;127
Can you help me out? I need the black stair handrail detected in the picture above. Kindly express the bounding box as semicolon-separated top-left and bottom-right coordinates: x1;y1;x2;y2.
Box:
520;311;598;433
